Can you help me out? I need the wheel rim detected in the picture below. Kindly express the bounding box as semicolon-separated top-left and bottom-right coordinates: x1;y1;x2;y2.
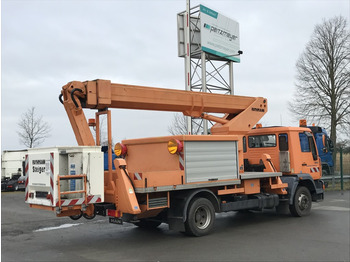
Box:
298;193;309;211
194;205;211;229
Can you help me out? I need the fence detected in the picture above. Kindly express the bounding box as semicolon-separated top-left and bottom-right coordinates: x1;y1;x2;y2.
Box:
323;150;350;190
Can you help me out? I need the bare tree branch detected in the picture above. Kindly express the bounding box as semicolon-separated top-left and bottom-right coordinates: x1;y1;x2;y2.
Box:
17;107;51;148
168;113;188;135
289;16;350;154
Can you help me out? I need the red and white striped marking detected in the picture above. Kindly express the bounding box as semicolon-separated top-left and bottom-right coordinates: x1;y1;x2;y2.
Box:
179;152;185;171
56;195;101;207
134;172;142;181
310;167;320;173
25;155;29;201
48;153;54;205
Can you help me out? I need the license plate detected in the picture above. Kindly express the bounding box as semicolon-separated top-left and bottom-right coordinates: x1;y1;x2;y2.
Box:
109;217;123;225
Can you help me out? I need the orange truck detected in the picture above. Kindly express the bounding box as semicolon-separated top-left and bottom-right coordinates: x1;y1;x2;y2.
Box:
25;79;324;236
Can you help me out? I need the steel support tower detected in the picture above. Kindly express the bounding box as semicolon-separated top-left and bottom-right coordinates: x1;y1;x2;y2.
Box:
178;2;241;135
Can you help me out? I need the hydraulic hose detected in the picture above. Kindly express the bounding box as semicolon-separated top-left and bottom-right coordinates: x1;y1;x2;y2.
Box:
59;94;64;104
70;88;83;108
120;165;136;192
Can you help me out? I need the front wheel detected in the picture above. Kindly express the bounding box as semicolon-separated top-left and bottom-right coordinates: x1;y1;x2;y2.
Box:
185;198;215;237
289;186;312;217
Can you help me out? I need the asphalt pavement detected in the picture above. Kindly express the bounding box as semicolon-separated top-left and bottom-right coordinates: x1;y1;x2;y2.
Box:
1;190;349;262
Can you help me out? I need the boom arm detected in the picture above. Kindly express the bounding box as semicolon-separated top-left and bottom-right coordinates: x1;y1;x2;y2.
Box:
60;79;267;145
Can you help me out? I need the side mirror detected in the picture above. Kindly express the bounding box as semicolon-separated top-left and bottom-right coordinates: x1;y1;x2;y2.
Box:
328;139;334;151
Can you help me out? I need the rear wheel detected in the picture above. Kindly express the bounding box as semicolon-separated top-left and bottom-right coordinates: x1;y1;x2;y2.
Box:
185;198;215;237
69;212;83;220
289;186;312;217
83;212;96;220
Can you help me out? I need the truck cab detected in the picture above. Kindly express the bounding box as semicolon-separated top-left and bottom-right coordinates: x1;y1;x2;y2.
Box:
243;126;321;179
243;126;324;214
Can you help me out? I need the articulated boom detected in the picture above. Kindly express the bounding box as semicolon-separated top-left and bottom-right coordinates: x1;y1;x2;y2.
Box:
60;79;268;146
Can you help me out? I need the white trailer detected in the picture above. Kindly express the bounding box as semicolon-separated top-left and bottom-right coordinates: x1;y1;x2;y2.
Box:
1;150;27;179
25;146;104;217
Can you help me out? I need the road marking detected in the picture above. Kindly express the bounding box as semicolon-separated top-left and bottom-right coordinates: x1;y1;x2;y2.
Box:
34;223;83;232
313;206;350;212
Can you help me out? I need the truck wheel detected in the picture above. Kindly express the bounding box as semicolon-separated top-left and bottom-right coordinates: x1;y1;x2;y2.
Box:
83;212;96;220
69;212;83;220
185;198;215;237
289;186;312;217
133;219;162;229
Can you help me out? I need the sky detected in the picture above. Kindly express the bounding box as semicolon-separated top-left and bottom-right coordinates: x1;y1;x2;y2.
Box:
1;0;349;151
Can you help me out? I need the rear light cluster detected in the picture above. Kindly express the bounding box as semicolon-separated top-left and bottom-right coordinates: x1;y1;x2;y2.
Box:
107;209;122;217
28;191;50;199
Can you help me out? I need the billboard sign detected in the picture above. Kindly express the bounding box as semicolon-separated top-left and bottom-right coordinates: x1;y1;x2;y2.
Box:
200;5;240;62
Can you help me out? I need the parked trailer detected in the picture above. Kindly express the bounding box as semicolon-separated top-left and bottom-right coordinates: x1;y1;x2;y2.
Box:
1;150;27;179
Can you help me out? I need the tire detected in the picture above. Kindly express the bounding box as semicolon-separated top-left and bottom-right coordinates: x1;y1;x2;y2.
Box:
133;219;162;229
69;212;83;220
289;186;312;217
83;212;96;220
185;198;215;237
322;169;329;177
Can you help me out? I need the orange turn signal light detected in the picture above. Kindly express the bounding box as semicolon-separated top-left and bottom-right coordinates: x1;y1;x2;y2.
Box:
168;139;183;154
299;119;307;127
88;118;96;127
114;143;127;157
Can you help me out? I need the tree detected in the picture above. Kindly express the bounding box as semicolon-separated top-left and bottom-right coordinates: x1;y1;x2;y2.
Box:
168;113;188;135
17;107;51;148
289;16;350;156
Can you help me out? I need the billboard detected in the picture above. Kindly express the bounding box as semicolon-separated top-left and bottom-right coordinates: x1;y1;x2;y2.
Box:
200;5;240;62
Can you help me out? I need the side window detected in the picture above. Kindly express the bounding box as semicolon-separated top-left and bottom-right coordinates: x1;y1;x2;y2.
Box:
243;136;247;153
279;134;288;151
248;135;276;148
309;133;318;161
299;132;318;160
299;133;310;152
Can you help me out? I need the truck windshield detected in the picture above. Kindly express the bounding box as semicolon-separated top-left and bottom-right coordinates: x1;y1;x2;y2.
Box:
248;135;276;148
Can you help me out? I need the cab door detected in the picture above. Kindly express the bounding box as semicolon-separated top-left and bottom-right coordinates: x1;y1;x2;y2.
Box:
298;132;321;179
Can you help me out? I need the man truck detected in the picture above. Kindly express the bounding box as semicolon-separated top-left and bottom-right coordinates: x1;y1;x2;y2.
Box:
25;80;324;236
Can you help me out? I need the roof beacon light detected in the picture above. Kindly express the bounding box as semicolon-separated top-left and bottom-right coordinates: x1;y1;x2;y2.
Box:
299;119;307;127
114;143;127;157
168;139;183;154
